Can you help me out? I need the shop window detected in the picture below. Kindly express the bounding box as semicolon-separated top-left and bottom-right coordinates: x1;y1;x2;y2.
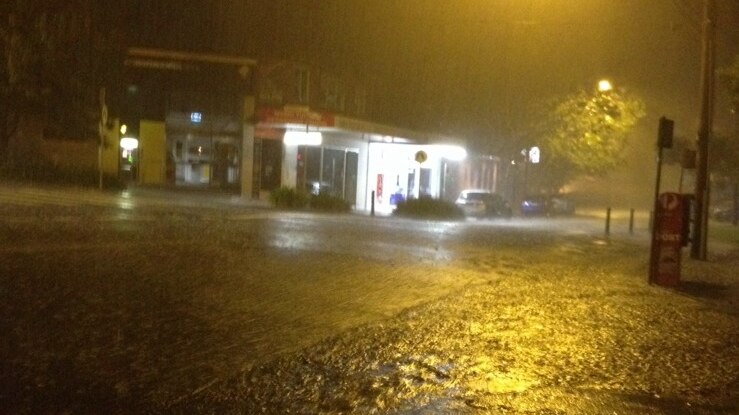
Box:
297;146;358;202
420;168;432;197
344;151;358;205
212;139;240;187
322;149;345;197
303;146;322;183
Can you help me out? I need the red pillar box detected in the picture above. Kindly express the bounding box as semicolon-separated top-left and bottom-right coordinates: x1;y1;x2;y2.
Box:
649;192;684;287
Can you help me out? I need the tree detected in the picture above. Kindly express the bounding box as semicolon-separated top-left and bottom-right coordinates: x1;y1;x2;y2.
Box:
720;55;739;112
534;85;646;190
0;0;124;157
714;55;739;224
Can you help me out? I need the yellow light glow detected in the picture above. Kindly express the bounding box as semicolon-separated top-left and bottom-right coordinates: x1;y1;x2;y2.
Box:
120;137;139;150
598;79;613;92
433;144;467;161
284;131;322;146
120;124;127;135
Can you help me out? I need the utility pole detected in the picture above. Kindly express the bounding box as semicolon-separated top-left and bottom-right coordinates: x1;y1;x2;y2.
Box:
98;87;107;191
691;0;715;260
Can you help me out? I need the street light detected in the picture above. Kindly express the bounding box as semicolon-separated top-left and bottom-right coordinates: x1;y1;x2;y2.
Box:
598;79;613;92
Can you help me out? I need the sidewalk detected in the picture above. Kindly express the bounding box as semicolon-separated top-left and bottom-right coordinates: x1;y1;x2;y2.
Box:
124;184;271;210
0;181;270;211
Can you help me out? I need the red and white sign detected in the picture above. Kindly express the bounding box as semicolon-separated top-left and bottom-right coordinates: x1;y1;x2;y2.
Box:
258;106;335;127
649;192;684;287
376;174;384;202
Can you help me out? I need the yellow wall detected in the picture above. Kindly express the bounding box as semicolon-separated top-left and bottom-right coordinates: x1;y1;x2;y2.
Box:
139;120;166;185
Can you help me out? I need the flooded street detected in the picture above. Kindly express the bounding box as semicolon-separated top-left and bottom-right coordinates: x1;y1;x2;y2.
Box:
0;188;737;413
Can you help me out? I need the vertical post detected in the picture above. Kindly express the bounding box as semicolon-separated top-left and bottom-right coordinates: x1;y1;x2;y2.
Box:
98;88;107;191
98;137;104;189
371;190;375;217
650;148;664;284
629;208;635;235
692;0;715;260
240;95;256;199
605;207;611;236
522;148;529;201
651;116;672;283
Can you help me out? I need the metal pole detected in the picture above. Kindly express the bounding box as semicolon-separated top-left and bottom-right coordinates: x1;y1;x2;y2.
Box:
98;136;103;189
629;208;635;235
649;145;664;284
371;190;375;217
605;207;611;236
98;87;107;190
691;0;715;260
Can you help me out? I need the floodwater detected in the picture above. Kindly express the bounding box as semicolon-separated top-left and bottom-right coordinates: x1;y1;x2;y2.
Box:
0;185;737;413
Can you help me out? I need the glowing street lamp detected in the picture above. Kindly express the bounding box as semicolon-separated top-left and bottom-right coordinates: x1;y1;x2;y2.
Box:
598;79;613;92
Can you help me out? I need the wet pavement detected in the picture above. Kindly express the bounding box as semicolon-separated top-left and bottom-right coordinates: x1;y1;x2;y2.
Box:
0;184;737;414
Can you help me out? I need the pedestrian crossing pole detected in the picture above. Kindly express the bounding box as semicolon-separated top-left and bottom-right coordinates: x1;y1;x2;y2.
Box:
98;88;107;191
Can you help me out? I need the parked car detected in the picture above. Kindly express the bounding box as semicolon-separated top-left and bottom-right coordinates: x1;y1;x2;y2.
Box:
521;194;575;216
549;196;576;215
711;200;737;223
521;195;547;216
455;189;512;218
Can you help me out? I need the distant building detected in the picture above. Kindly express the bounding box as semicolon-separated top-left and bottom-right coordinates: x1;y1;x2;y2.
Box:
114;48;470;212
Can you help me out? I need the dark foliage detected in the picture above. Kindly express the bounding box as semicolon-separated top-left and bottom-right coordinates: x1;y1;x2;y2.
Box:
269;187;351;213
393;196;465;220
0;156;125;190
269;186;310;209
309;192;351;213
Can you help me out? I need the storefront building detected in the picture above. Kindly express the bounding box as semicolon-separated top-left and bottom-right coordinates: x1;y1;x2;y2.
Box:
119;48;255;193
256;107;466;212
118;48;468;212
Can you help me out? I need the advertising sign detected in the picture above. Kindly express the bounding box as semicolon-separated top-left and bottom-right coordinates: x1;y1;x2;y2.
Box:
258;106;335;127
376;174;384;203
649;192;684;287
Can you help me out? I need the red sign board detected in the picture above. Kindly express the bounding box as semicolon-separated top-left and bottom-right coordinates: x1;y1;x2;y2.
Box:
376;174;384;202
258;106;335;127
649;192;684;286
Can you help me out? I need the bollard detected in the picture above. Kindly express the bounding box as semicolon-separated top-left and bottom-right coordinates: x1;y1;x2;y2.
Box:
371;191;375;217
605;207;612;236
629;208;635;235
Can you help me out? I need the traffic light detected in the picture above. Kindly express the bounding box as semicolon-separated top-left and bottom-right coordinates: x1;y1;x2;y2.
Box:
658;117;674;149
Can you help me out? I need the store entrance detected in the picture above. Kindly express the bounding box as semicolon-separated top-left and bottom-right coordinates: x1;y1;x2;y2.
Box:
168;133;240;189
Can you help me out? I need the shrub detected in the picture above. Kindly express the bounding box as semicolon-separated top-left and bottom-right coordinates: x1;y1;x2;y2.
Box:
0;156;126;190
310;192;351;213
393;196;465;220
269;186;309;209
